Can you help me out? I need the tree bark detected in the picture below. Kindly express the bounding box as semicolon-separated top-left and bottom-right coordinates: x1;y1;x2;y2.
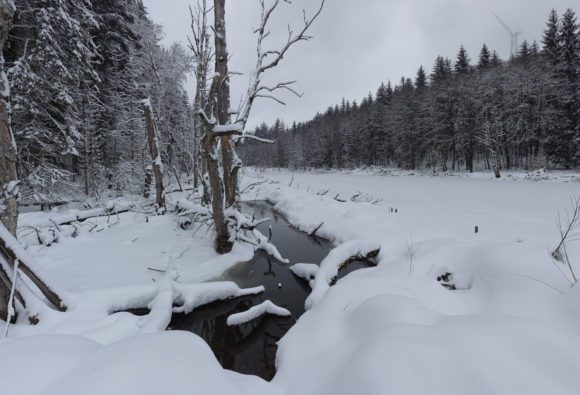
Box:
142;99;165;211
201;123;232;253
0;0;18;321
213;0;237;208
190;0;235;254
0;1;18;236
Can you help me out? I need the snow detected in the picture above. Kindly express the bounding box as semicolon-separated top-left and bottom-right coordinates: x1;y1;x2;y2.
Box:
245;169;580;394
305;239;381;310
253;228;289;263
227;300;291;326
289;262;318;282
0;332;276;395
2;201;260;344
2;169;580;394
214;123;243;134
173;282;265;315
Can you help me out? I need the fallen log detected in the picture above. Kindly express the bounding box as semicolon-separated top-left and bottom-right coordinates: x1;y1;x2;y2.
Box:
0;223;67;311
23;204;132;229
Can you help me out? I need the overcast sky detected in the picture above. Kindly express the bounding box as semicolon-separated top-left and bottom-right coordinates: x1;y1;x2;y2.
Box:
141;0;578;128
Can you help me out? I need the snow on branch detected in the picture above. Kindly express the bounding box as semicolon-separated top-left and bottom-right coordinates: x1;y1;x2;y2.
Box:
233;134;276;145
305;240;381;310
213;123;243;136
289;263;319;283
173;282;265;315
226;300;291;326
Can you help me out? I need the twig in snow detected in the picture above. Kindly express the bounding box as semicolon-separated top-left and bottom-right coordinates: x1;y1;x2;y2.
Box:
310;222;324;237
552;196;580;285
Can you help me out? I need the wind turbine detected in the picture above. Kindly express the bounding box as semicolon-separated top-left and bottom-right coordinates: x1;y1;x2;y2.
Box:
493;12;521;59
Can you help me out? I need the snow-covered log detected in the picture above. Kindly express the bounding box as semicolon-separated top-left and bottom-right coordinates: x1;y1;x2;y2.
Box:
0;223;70;312
305;240;381;310
253;229;289;263
226;300;291;326
174;282;265;315
22;202;132;229
289;263;319;282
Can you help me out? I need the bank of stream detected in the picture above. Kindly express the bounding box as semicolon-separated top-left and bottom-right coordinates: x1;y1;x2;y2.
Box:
169;202;371;380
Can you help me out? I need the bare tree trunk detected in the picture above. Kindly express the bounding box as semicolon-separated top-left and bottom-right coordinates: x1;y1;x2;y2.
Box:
143;166;152;199
0;2;18;237
0;1;18;321
142;99;165;211
213;0;237;208
206;0;234;253
190;0;212;198
202;124;232;253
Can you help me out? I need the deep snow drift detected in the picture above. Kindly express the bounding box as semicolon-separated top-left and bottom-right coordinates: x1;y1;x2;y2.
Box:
1;168;580;394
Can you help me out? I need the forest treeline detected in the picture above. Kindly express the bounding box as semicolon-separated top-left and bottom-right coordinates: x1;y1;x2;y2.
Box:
4;0;194;202
240;9;580;176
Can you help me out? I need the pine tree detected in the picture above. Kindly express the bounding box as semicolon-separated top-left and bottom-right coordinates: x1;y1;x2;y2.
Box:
519;40;530;59
415;66;427;90
546;8;580;167
455;45;471;74
478;44;491;70
8;0;100;200
490;50;502;68
542;9;560;61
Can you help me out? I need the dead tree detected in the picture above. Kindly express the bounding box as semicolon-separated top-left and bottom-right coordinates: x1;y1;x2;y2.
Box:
196;0;324;254
214;0;325;204
195;0;234;253
212;0;238;209
142;99;166;212
188;1;213;194
478;98;504;178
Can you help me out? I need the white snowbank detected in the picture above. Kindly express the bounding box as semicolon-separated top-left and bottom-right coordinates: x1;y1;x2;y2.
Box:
0;332;278;395
242;169;580;394
227;300;291;326
305;239;381;310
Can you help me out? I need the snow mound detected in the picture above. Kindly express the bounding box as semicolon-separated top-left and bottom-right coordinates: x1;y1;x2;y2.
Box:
227;300;291;326
0;332;276;395
289;263;319;282
275;271;580;395
305;239;381;310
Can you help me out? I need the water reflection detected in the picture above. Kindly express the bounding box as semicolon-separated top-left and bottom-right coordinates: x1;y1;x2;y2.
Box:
169;202;372;380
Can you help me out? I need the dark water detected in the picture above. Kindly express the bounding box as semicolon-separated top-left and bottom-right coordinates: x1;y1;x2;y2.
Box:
169;202;372;380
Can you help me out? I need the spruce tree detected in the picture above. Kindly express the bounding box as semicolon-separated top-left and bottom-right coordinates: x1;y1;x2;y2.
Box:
490;51;502;68
415;66;427;90
542;9;560;61
455;45;471;74
478;44;491;70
